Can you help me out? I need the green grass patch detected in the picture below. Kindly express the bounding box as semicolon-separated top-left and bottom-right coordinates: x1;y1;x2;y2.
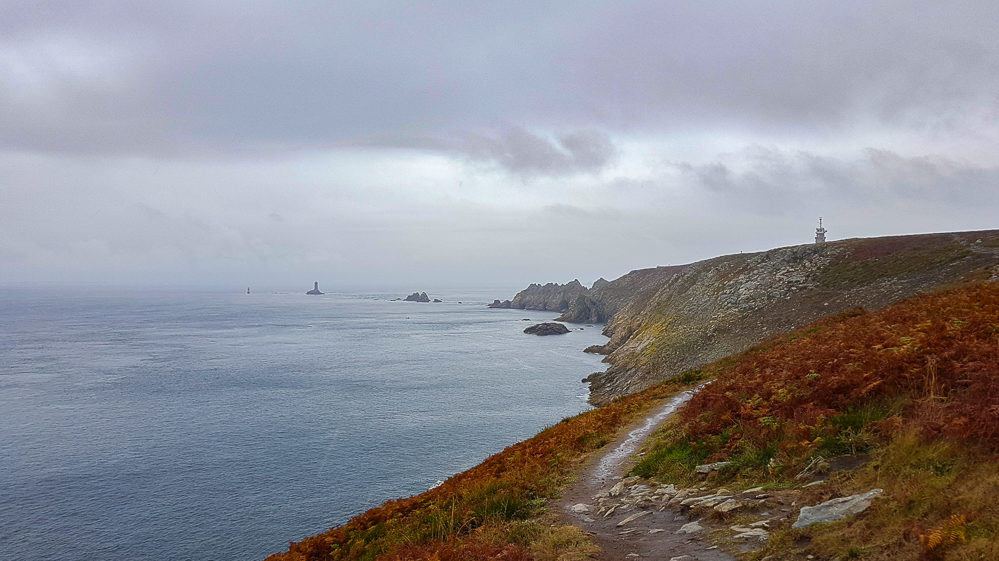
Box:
630;438;710;479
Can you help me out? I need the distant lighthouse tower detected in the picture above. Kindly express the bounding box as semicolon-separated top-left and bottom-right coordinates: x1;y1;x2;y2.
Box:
815;217;827;244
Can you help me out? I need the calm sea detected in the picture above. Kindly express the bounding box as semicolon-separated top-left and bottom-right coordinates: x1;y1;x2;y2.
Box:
0;288;609;561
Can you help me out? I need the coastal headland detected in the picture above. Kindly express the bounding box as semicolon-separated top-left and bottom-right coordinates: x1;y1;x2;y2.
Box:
268;229;999;561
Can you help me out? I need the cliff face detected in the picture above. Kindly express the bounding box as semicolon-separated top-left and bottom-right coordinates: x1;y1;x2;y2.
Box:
556;266;689;324
499;230;999;406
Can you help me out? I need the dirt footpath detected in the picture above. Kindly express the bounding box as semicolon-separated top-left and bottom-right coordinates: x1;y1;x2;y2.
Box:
557;389;737;561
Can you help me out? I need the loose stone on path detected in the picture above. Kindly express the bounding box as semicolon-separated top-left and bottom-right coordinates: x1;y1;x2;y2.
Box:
617;511;651;527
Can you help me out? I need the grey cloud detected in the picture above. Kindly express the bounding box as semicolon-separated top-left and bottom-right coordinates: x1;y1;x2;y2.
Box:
358;128;617;177
542;203;622;220
460;128;617;177
673;146;999;213
3;2;999;157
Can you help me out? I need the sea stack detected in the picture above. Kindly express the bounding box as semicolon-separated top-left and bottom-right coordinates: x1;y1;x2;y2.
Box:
307;281;324;295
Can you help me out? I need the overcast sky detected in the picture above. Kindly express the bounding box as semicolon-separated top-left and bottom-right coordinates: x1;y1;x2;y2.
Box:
2;1;998;290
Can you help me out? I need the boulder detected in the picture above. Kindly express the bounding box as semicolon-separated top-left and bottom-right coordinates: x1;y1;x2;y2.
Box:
792;489;884;529
524;322;570;336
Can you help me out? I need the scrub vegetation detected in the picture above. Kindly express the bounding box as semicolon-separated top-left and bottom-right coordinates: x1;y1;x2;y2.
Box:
634;282;999;560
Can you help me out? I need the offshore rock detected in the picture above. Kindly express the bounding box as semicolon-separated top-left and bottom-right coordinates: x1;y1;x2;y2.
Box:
306;282;323;295
404;292;430;302
524;322;570;336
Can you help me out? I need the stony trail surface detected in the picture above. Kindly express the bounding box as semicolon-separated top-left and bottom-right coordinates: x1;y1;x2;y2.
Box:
558;388;737;561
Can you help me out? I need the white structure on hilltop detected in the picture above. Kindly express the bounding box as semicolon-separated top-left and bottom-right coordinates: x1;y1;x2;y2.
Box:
815;217;827;244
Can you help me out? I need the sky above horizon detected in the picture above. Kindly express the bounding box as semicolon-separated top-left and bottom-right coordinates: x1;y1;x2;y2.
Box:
2;1;998;290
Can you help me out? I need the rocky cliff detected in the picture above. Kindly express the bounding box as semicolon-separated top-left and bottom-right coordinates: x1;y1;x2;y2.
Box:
501;230;999;405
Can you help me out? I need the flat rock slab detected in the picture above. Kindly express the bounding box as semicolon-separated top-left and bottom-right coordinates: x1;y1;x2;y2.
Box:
792;488;884;529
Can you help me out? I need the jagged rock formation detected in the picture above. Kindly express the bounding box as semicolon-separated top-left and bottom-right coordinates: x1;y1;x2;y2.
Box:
579;230;999;405
488;280;588;313
523;322;571;336
404;292;430;302
306;281;323;295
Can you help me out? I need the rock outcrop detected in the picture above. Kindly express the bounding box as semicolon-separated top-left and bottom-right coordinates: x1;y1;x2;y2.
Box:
404;292;430;302
306;282;323;295
524;322;571;336
488;280;588;313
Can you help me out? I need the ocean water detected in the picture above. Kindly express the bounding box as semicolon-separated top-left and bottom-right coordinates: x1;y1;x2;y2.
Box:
0;288;609;561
